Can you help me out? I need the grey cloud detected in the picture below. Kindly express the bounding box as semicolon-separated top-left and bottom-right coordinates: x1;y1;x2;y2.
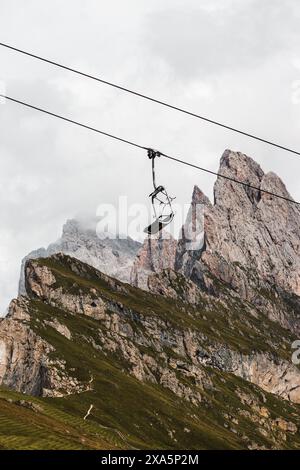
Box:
144;0;300;78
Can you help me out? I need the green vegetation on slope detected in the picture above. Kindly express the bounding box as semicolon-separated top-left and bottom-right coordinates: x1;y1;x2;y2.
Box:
36;255;297;358
1;253;299;450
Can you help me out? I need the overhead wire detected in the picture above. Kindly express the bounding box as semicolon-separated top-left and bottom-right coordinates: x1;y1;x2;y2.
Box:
0;41;300;157
0;93;299;207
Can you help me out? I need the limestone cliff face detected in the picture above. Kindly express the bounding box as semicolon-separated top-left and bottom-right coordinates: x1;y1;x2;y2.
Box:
198;150;300;298
0;298;49;396
130;232;177;290
180;151;300;333
0;295;89;398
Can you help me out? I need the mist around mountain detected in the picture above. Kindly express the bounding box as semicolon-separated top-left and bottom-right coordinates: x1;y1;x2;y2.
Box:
18;218;141;296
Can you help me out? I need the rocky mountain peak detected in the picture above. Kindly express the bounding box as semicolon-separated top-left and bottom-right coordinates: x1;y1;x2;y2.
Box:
220;149;264;177
213;150;264;208
19;217;141;295
130;150;300;331
191;185;211;206
214;150;296;211
203;150;300;298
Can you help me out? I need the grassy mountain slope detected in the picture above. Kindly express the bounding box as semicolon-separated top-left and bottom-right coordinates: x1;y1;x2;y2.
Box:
0;254;300;449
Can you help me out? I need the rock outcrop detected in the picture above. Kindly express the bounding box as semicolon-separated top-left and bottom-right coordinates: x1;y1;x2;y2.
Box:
0;297;49;396
130;232;177;290
0;296;89;397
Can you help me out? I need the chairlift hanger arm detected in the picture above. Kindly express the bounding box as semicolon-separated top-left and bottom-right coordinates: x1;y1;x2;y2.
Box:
147;148;162;190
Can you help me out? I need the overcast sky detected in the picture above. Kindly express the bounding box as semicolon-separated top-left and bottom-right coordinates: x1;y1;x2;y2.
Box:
0;0;300;313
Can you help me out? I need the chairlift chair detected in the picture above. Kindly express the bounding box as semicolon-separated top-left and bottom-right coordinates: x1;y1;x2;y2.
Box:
144;149;175;235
